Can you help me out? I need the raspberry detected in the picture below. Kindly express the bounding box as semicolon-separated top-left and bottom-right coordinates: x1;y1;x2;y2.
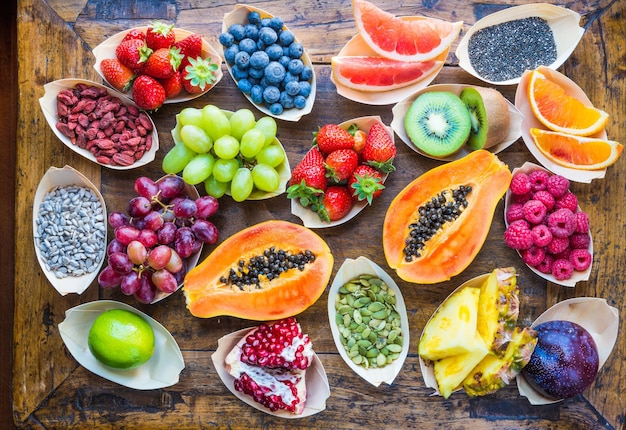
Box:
547;236;569;254
555;191;578;212
574;211;590;233
531;190;555;212
536;254;554;274
521;245;545;267
510;172;532;195
513;192;532;204
570;248;592;271
531;224;553;247
506;203;525;224
546;174;569;198
553;248;571;262
528;169;550;191
504;219;533;250
522;199;547;224
552;258;574;281
548;208;576;238
570;233;591;249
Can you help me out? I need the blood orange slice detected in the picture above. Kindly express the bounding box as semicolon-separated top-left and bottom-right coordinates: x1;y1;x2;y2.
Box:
530;128;623;170
331;56;442;91
353;0;462;62
528;69;609;136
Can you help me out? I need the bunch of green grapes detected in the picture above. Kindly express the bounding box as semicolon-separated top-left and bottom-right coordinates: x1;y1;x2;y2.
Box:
162;105;286;201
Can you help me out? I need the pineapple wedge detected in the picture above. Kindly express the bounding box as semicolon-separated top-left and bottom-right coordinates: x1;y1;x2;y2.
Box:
418;286;480;361
434;331;489;398
462;326;538;397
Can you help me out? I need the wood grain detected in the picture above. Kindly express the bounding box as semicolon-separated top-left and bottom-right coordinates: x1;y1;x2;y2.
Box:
13;0;625;428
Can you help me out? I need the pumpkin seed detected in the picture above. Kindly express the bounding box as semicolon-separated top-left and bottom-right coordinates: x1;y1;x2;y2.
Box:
386;343;403;353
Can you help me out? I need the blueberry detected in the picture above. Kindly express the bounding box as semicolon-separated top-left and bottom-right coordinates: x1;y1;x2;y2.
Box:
239;38;257;55
284;80;300;96
259;27;278;45
260;17;271;27
283;71;299;85
264;61;286;85
269;102;284;115
256;39;266;51
294;95;307;109
224;44;239;64
250;85;264;104
231;65;249;81
228;24;245;42
288;42;303;58
279;30;295;46
234;50;250;69
219;32;234;47
278;55;291;69
247;11;261;25
300;65;313;81
263;86;281;104
269;17;284;32
288;58;304;75
237;78;252;94
247;76;261;86
265;43;283;61
279;91;295;109
249;50;270;69
298;80;311;97
248;66;265;79
244;24;259;40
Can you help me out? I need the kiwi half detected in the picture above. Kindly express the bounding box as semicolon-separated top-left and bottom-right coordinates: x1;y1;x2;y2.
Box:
460;86;510;150
404;91;471;158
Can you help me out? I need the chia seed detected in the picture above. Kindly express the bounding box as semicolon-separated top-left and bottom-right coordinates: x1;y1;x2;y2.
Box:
468;16;557;82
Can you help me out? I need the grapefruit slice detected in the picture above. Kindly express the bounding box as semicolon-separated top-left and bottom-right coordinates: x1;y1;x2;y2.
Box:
353;0;463;62
530;128;623;170
528;69;609;136
331;56;442;91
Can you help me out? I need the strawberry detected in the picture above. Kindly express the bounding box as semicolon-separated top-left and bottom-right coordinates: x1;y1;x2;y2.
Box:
142;47;183;79
288;147;327;191
182;56;219;94
121;28;146;43
145;20;176;50
115;38;152;71
319;186;353;221
174;33;203;70
352;128;367;153
324;148;359;183
348;165;385;204
314;124;355;155
362;122;396;173
132;75;166;111
159;71;183;98
100;58;135;92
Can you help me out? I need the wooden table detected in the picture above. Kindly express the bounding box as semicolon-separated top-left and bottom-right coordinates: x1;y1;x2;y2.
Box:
13;0;625;428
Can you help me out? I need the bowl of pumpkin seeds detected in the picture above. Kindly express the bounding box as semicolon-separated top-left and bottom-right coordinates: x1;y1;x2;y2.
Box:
327;256;409;387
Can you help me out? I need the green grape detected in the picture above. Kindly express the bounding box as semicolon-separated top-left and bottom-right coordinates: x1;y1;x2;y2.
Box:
231;168;254;202
180;124;212;154
254;116;278;146
178;107;204;127
203;175;228;199
251;164;280;192
239;128;266;159
162;143;197;174
255;144;285;168
182;153;215;185
201;104;231;142
212;158;240;183
229;108;256;141
213;135;240;160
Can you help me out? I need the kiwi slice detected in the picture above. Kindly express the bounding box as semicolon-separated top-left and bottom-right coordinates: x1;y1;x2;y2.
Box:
460;86;510;150
404;91;471;158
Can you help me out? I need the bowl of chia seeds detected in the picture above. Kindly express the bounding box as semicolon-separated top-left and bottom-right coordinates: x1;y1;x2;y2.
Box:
33;165;107;295
455;3;584;85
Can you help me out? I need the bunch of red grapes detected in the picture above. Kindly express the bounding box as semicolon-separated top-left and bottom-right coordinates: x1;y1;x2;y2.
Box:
98;175;219;303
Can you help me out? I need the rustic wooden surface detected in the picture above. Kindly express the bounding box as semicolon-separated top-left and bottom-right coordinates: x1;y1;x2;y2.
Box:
12;0;625;428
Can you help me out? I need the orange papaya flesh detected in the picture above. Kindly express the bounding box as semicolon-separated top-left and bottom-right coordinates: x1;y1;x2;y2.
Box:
383;150;511;284
183;220;334;320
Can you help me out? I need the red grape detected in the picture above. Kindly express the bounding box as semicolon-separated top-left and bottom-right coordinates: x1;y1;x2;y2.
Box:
143;211;164;231
138;229;158;248
173;198;197;219
165;249;183;273
195;195;219;219
127;240;148;265
127;196;152;217
175;227;195;258
115;225;140;245
158;175;185;199
148;245;173;270
106;239;126;256
152;269;178;293
134;176;159;200
98;265;123;288
135;272;156;304
157;222;177;245
108;211;129;229
120;271;141;295
192;219;219;244
108;252;133;274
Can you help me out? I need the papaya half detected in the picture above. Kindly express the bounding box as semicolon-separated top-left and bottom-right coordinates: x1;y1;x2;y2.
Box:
183;220;334;320
383;150;511;284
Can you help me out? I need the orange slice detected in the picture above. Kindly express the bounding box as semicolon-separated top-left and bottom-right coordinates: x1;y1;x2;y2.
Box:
530;128;623;170
527;69;609;136
331;56;442;91
353;0;462;62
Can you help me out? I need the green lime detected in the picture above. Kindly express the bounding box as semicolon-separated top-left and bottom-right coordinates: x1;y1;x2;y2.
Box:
88;309;155;369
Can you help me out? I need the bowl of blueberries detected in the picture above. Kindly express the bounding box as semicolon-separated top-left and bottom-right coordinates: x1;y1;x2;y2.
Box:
220;4;316;122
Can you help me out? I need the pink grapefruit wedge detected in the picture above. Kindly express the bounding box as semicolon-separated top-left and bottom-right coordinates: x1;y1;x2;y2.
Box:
331;56;442;91
353;0;462;62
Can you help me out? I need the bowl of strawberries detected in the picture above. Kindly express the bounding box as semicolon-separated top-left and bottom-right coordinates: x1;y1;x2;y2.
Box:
288;116;396;228
93;21;223;111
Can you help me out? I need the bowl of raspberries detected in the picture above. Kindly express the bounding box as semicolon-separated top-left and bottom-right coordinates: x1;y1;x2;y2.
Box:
504;162;592;286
